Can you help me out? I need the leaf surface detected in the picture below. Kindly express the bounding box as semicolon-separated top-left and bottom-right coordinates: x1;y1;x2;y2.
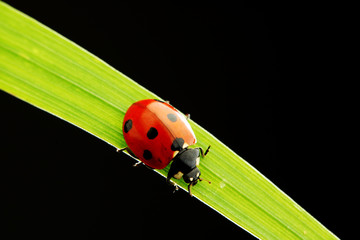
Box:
0;2;338;239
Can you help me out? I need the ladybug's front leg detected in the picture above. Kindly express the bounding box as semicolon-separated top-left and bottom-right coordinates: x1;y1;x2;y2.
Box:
166;166;179;193
199;145;211;158
166;176;179;193
166;160;182;193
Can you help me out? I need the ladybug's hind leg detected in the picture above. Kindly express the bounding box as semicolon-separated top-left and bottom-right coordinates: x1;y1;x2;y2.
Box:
116;147;127;152
117;147;145;167
134;162;154;170
116;147;138;159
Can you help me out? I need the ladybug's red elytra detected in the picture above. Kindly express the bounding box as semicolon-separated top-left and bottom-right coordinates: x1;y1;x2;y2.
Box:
118;99;211;196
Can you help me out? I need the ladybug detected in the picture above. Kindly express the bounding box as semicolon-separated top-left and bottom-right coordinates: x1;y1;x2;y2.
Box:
118;99;211;196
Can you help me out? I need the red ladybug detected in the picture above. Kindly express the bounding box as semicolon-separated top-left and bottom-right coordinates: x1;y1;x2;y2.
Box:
118;99;210;196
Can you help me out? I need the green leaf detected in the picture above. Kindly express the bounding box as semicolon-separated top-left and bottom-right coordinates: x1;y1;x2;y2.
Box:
0;2;338;239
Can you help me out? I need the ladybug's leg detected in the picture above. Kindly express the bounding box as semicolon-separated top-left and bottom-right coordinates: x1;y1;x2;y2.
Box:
133;161;144;167
116;147;144;167
132;161;155;169
116;147;127;152
185;113;191;120
166;176;179;193
199;145;211;158
166;163;180;193
117;147;138;158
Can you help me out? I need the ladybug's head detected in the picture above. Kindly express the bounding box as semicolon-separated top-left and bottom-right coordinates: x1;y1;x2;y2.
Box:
170;148;211;196
183;167;201;185
183;167;211;196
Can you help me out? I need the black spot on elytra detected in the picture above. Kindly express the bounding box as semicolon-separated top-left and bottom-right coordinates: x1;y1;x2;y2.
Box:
171;138;185;151
143;150;152;160
147;127;158;139
167;113;177;122
124;119;132;133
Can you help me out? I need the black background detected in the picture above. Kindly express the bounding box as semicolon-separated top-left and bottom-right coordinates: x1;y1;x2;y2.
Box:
2;2;351;239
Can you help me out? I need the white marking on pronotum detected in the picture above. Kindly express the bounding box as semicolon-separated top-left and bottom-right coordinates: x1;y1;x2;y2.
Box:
173;150;179;158
173;171;184;179
195;157;200;166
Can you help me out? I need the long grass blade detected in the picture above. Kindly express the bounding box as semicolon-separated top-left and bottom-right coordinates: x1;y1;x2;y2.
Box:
0;2;338;239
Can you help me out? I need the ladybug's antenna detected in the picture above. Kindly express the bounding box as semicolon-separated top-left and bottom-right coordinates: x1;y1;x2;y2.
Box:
188;178;211;197
199;178;211;184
